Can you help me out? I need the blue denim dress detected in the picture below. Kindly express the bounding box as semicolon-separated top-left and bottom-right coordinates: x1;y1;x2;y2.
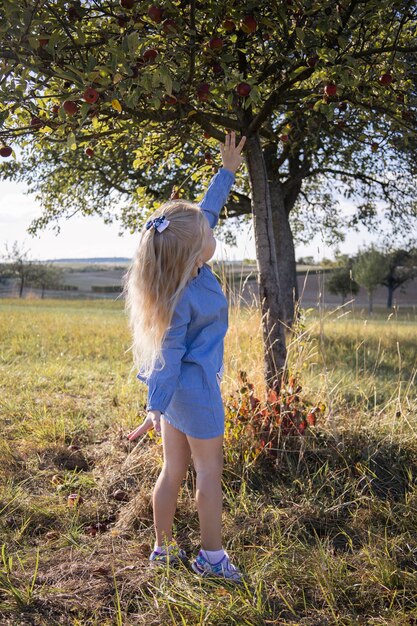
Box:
136;167;235;438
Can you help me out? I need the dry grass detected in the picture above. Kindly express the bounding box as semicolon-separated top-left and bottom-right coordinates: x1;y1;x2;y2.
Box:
1;296;417;625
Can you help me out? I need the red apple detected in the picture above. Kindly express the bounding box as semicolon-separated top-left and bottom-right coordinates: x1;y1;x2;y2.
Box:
0;146;12;158
51;104;60;116
236;82;251;97
240;15;257;34
307;55;319;68
165;94;178;105
143;48;158;62
223;18;235;31
67;493;83;507
83;87;99;104
120;0;135;8
162;18;177;34
324;83;337;96
211;62;223;75
117;14;129;27
67;4;82;21
379;72;393;86
209;37;223;51
30;116;43;127
62;100;79;116
113;489;129;502
85;147;95;157
280;134;289;143
38;37;49;48
197;82;210;101
203;131;211;139
148;5;163;23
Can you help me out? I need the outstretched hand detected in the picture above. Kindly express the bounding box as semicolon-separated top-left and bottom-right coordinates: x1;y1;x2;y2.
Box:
219;131;246;174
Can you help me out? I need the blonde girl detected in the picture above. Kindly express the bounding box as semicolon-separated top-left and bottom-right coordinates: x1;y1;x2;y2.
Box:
123;132;246;582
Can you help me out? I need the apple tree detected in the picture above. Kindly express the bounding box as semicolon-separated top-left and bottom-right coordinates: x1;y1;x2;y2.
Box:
1;0;417;390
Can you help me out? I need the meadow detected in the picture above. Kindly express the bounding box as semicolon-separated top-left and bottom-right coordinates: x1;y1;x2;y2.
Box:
1;296;416;625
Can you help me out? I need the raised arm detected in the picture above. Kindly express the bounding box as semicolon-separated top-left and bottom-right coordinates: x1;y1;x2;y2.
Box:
199;131;247;228
199;167;235;228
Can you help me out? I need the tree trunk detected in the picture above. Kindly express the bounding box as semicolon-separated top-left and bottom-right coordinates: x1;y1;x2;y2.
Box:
263;144;299;326
244;133;287;391
19;278;24;298
387;285;394;308
369;291;373;314
269;180;299;325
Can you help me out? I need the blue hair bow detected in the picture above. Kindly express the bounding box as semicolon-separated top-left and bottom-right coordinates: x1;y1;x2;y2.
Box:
146;215;170;233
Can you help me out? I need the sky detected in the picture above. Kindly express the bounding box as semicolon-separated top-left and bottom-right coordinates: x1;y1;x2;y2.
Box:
0;178;377;263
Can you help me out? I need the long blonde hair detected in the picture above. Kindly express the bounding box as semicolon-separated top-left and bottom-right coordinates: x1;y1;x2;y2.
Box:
122;200;207;379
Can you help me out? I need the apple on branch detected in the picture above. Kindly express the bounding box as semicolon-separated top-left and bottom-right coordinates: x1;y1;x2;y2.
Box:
0;146;12;158
236;82;251;97
197;82;210;101
240;15;257;34
148;5;163;23
143;48;158;62
222;18;235;31
209;37;223;51
379;72;393;86
119;0;135;9
30;116;43;128
83;87;99;104
62;100;79;116
324;83;337;96
162;18;178;34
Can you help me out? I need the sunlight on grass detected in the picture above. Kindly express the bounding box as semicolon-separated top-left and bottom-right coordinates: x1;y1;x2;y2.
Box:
1;295;417;624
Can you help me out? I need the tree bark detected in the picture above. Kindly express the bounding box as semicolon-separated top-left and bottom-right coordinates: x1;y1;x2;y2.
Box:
244;133;287;391
387;285;394;308
263;144;299;326
269;179;299;325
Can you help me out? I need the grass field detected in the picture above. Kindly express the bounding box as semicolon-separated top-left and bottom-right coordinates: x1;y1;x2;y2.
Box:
1;297;417;625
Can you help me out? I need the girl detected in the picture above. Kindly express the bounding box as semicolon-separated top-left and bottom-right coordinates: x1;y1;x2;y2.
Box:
123;132;246;583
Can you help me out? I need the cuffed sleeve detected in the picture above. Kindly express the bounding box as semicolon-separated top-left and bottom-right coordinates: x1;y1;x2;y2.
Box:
199;167;235;228
140;291;191;413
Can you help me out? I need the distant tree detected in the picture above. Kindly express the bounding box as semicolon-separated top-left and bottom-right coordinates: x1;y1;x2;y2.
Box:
0;241;38;298
326;264;360;304
297;256;316;267
381;248;417;308
352;247;390;313
27;264;65;299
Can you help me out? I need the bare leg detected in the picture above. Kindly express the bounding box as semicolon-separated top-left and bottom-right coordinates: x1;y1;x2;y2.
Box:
153;417;191;547
186;433;224;551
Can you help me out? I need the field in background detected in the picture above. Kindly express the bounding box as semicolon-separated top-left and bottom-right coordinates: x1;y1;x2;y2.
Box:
1;260;416;309
1;297;417;624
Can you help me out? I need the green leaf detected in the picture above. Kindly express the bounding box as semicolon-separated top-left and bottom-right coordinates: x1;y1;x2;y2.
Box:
295;27;305;42
67;132;77;150
161;71;173;96
127;32;139;55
